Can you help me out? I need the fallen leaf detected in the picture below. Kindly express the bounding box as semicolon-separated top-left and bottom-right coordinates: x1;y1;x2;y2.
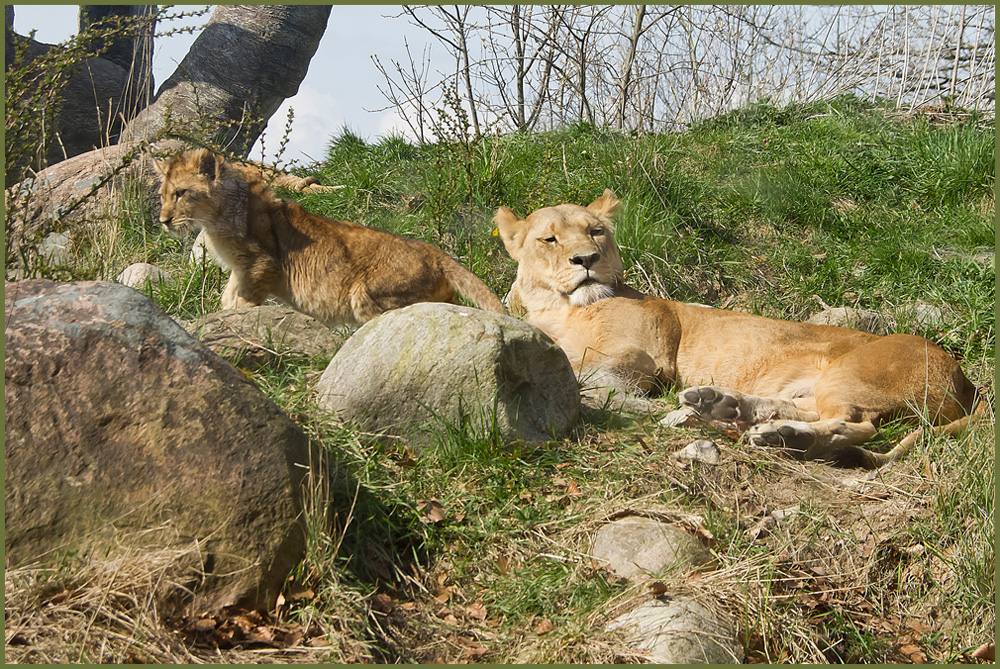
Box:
971;643;995;662
371;592;392;613
434;585;455;603
906;620;931;634
648;581;668;596
288;584;314;601
566;480;582;497
467;601;488;621
496;555;510;575
534;618;555;635
899;643;926;664
419;499;448;524
194;618;217;633
283;629;304;647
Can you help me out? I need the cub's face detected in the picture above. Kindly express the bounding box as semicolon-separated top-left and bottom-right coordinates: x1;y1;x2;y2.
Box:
154;149;224;237
496;189;625;308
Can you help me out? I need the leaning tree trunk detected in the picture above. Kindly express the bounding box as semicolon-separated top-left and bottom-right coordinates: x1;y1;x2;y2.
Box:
124;4;331;158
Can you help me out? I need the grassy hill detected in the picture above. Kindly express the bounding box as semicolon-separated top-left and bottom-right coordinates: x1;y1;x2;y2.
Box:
7;96;994;664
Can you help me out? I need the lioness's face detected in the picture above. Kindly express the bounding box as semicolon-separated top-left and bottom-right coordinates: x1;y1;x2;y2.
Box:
496;189;625;308
154;149;223;237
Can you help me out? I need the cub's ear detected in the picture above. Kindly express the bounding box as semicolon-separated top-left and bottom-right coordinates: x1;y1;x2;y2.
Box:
587;189;622;228
189;148;221;181
494;206;526;260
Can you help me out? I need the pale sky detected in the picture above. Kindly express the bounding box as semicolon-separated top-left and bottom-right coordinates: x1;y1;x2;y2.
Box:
12;5;434;164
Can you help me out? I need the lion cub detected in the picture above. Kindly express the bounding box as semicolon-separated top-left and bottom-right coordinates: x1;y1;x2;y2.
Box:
155;149;505;326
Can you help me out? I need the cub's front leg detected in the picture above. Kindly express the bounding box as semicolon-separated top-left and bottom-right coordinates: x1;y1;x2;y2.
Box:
220;272;262;309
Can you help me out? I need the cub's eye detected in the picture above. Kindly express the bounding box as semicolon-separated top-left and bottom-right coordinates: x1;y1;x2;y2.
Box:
173;189;187;200
543;236;557;243
590;228;604;238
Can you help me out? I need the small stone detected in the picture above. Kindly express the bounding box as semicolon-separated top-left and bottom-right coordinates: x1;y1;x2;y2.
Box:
674;440;720;465
116;262;171;288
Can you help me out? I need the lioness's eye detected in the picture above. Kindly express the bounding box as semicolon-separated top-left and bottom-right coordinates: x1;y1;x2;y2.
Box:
174;189;187;200
590;228;604;237
543;236;557;243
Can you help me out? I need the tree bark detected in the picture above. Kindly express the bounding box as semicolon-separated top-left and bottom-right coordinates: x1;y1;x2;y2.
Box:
124;5;331;157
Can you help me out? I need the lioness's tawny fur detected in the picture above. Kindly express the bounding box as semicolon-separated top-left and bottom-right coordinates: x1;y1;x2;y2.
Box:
155;149;505;326
496;190;980;469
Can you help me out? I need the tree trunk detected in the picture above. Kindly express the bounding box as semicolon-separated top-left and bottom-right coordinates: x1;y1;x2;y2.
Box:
124;5;331;158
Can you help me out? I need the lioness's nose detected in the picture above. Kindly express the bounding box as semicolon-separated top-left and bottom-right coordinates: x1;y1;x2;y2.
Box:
570;252;599;269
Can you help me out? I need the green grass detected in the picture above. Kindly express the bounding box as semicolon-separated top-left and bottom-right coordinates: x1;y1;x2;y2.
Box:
11;95;994;664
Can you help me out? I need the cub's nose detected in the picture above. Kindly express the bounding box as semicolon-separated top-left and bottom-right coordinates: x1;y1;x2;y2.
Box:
569;252;600;269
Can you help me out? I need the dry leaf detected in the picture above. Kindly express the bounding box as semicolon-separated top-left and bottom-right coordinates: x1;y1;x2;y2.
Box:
467;601;488;621
194;617;217;633
434;585;455;603
372;592;393;613
971;643;995;662
419;499;447;523
906;621;931;634
566;480;582;497
900;644;926;664
648;581;668;596
534;618;555;635
288;583;314;601
496;555;510;575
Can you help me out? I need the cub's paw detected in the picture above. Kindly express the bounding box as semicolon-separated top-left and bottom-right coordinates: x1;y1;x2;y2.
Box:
679;385;742;422
747;420;816;453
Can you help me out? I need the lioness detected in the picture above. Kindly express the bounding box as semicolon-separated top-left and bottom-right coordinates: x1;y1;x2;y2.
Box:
496;190;980;468
155;149;505;325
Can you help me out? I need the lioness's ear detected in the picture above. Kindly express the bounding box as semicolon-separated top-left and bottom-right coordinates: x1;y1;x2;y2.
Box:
587;189;622;227
494;206;526;260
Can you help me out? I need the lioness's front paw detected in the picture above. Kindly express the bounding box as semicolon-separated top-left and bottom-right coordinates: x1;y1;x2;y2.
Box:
679;386;742;422
747;420;816;453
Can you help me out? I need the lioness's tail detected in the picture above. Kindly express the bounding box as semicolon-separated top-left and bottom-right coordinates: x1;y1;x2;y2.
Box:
833;395;990;469
441;258;507;315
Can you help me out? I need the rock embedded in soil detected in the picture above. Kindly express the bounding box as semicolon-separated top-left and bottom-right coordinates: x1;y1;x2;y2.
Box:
606;596;744;664
315;302;580;443
589;517;714;580
4;279;313;616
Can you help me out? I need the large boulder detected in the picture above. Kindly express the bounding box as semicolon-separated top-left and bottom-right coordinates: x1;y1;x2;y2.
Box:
4;280;312;615
316;302;580;443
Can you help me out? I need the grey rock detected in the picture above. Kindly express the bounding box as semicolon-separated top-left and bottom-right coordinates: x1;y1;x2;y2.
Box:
806;306;893;334
607;596;744;664
4;280;312;616
38;231;73;266
590;517;714;580
188;305;346;363
316;302;579;443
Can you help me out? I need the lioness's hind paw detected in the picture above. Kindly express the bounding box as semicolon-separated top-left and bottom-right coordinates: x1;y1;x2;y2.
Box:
679;385;742;422
747;421;816;453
